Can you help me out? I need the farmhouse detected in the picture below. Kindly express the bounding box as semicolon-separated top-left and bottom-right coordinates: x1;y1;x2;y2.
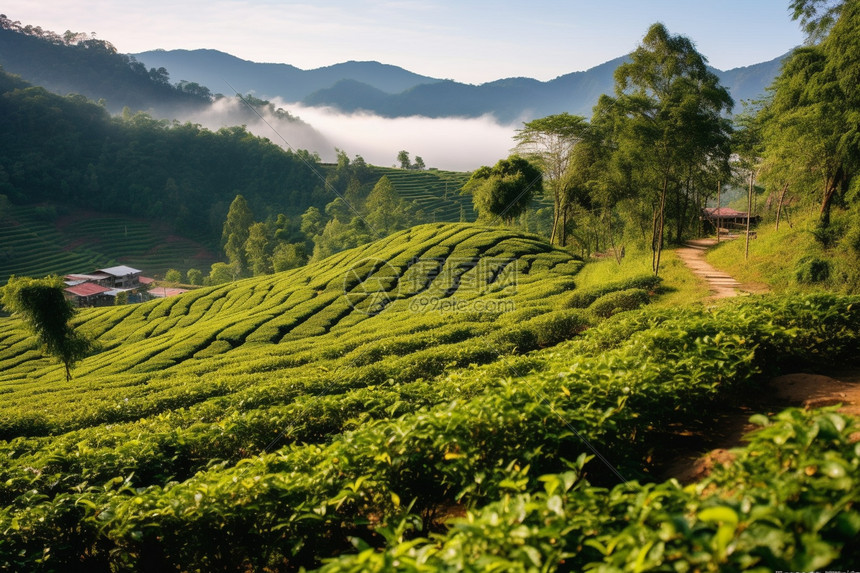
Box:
96;265;143;288
63;281;113;307
702;207;760;234
64;265;148;307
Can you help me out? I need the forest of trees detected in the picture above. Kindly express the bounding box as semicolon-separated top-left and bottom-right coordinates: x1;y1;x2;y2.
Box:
0;68;327;243
207;150;424;283
470;1;859;279
0;14;212;113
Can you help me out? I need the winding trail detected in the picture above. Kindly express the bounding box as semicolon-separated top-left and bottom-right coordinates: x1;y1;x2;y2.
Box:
659;238;860;483
674;238;742;299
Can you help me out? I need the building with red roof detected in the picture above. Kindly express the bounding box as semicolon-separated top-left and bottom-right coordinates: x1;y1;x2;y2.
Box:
64;282;112;307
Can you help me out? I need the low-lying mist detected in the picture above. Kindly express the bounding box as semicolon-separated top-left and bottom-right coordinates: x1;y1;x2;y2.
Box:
177;97;519;172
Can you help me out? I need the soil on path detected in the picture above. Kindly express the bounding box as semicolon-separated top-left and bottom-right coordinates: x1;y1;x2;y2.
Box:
660;240;858;483
675;237;768;299
660;370;860;483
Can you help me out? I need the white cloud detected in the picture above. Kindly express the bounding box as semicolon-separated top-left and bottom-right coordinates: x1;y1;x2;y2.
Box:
168;96;517;172
277;102;519;171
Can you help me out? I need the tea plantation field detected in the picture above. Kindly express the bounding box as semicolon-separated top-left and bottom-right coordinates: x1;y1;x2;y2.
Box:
0;204;218;283
0;223;858;571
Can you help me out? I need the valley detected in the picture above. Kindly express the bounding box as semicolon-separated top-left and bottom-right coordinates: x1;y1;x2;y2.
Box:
1;3;859;571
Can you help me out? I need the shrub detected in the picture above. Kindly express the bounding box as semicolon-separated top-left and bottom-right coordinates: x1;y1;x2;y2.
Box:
164;269;182;283
588;288;650;318
563;275;661;309
794;256;831;284
490;309;590;352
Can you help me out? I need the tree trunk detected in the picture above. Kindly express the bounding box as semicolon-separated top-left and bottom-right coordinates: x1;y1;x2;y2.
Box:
716;181;721;243
653;173;669;276
745;170;753;260
819;166;843;228
775;182;789;231
560;204;568;247
549;197;561;245
650;206;659;271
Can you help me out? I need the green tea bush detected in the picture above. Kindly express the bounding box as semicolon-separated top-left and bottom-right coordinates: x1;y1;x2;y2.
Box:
588;287;651;318
563;274;661;308
319;407;860;572
2;219;859;571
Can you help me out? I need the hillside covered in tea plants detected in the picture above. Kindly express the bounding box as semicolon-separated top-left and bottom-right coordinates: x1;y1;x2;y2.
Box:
1;223;859;571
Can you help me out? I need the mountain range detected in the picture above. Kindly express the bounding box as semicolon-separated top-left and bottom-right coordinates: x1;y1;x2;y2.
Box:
134;48;788;122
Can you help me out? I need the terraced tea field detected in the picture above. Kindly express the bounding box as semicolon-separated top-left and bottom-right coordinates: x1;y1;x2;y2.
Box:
1;223;858;571
0;204;218;282
369;167;475;221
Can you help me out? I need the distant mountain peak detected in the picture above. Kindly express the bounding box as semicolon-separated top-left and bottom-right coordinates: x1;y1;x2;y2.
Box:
129;48;788;122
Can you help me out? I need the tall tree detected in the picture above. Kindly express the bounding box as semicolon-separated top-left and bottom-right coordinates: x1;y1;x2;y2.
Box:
245;222;272;276
272;243;307;272
397;150;410;169
1;276;93;381
513;113;590;245
597;23;733;275
790;0;847;42
221;194;254;276
463;156;542;224
759;0;859;233
364;175;416;233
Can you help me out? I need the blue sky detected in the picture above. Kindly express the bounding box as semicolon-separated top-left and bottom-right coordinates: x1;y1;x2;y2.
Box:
6;1;805;84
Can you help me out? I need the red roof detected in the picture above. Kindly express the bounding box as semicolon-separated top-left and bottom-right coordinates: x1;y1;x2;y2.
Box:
704;207;749;217
139;276;156;285
149;287;189;298
65;283;111;297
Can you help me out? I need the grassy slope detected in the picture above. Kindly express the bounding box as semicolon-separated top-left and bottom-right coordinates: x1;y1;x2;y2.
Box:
575;248;710;307
706;207;860;293
0;204;219;283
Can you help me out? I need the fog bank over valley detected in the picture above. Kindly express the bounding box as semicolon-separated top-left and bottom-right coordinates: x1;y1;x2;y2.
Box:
177;97;518;172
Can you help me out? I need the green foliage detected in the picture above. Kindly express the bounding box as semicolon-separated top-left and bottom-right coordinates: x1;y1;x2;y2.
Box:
465;156;542;224
795;255;831;284
790;0;848;42
706;208;860;294
163;269;182;283
0;223;858;569
186;268;203;285
0;275;92;380
0;16;211;113
397;150;410;169
272;242;307;272
595;22;733;270
513;113;591;245
0;203;219;285
222;194;254;276
206;262;236;285
758;3;859;228
564;274;661;309
322;407;860;572
588;287;651;318
0;70;322;243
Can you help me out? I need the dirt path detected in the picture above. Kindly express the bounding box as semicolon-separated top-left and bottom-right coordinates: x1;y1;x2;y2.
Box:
675;238;745;299
661;370;860;483
661;240;859;482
